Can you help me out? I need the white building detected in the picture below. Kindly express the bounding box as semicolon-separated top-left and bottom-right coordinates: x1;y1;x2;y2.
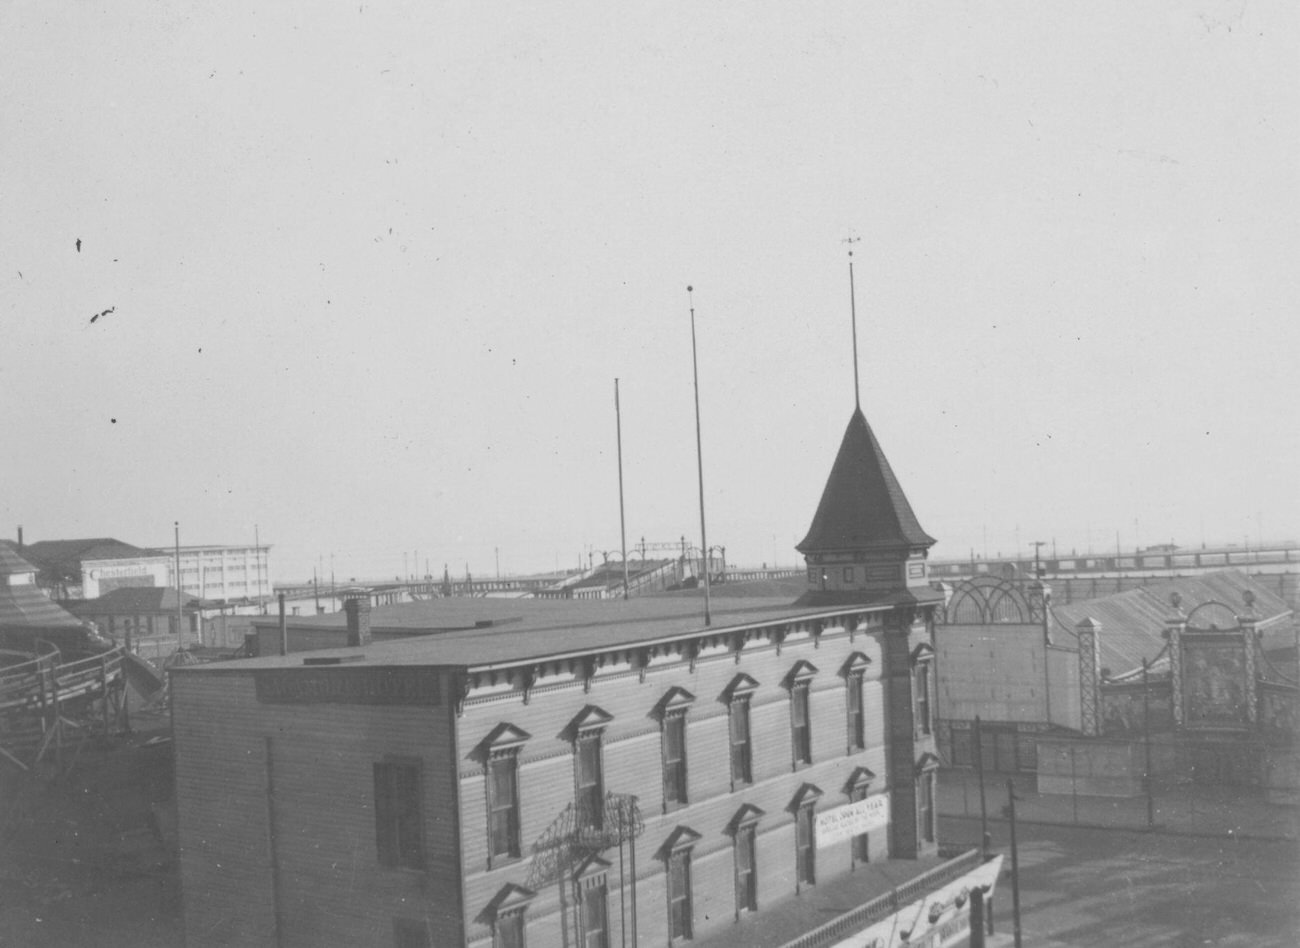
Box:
81;544;272;603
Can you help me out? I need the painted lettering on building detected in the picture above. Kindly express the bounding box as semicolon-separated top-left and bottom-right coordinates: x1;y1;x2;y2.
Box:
816;794;890;848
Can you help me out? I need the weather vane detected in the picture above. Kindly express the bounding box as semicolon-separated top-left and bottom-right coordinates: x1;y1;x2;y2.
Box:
842;234;862;407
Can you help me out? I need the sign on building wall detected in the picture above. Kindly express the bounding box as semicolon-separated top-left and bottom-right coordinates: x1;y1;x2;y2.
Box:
254;667;441;706
826;855;1003;948
815;794;890;848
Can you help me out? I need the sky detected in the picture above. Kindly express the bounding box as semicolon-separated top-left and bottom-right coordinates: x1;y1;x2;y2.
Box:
2;1;1296;583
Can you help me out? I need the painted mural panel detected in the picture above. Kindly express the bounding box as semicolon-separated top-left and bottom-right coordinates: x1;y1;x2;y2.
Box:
1183;644;1248;727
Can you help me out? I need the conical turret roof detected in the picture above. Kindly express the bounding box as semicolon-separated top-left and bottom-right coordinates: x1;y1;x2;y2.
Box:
796;407;935;553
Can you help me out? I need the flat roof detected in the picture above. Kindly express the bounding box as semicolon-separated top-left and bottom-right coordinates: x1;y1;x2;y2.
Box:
187;593;904;673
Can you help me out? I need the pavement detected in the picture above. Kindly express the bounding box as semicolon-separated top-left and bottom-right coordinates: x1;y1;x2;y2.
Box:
938;767;1299;843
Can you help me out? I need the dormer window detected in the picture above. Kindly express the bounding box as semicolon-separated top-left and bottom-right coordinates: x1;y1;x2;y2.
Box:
567;706;613;831
911;644;935;738
840;652;871;753
784;661;818;769
654;687;695;811
722;674;759;789
478;723;530;864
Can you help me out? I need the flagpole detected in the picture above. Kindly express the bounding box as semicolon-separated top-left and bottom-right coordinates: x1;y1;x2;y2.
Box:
615;378;630;600
687;286;711;626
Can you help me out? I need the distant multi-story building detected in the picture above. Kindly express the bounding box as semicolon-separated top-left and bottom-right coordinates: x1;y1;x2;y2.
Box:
15;537;272;604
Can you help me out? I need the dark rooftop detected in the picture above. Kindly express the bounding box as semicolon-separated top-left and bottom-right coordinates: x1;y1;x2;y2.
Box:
68;586;200;616
193;592;909;673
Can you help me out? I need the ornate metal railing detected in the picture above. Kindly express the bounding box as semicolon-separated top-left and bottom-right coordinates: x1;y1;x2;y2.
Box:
779;849;982;948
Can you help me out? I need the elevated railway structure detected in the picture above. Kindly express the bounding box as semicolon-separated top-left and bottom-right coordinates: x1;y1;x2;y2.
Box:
930;542;1300;608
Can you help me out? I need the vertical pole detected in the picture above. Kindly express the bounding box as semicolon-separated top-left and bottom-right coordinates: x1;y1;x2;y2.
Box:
846;241;861;408
686;287;711;626
970;888;986;948
101;656;110;735
174;521;184;644
52;671;63;770
975;716;989;857
1071;744;1078;824
618;805;627;948
1143;657;1155;828
615;379;630;600
278;593;288;657
629;821;638;948
1007;779;1022;948
265;737;285;947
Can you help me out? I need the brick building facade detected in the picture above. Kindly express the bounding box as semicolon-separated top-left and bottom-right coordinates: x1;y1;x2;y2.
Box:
171;405;958;947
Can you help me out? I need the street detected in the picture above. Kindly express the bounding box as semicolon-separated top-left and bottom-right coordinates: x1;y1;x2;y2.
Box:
942;816;1300;947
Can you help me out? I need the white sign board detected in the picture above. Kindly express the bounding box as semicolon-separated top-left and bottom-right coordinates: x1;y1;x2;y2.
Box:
826;855;1004;948
815;795;890;848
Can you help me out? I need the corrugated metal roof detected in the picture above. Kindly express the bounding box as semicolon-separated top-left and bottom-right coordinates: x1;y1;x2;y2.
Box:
1050;569;1293;676
0;551;87;630
0;543;37;574
796;407;935;553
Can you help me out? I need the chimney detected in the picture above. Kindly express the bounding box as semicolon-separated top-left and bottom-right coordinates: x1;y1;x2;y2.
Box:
344;596;371;647
16;526;22;549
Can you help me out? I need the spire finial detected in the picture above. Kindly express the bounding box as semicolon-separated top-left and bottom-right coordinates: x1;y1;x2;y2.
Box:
842;234;862;408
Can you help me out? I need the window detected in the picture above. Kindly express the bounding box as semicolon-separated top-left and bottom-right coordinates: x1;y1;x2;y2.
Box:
485;883;535;948
846;672;865;751
795;804;816;886
850;787;870;864
668;850;693;940
735;825;757;914
918;772;935;843
393;918;430;948
488;751;521;860
842;566;854;584
374;759;424;869
914;662;932;736
791;682;812;766
581;882;609;948
576;734;604;830
497;912;525;948
663;712;688;807
729;697;752;787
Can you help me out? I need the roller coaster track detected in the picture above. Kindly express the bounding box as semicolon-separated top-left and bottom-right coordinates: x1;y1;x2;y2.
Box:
0;647;124;717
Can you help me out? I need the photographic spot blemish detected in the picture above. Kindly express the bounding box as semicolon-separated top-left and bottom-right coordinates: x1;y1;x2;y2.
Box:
76;238;82;252
111;418;117;424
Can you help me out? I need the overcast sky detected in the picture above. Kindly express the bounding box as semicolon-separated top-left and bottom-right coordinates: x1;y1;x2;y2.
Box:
3;2;1296;583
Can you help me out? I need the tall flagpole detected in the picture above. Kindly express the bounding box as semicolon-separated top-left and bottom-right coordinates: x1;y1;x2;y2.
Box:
844;235;862;408
687;286;711;626
615;378;630;600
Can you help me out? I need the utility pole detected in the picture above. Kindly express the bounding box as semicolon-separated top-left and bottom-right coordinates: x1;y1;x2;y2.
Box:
1005;779;1022;948
174;522;184;643
974;716;989;857
1143;657;1155;828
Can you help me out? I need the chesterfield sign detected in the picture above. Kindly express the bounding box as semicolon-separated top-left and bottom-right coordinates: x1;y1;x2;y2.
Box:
255;667;441;706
